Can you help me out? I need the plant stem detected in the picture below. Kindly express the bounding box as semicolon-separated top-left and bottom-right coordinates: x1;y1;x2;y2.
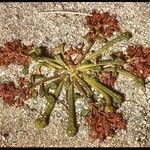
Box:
32;74;63;88
40;57;65;70
85;32;132;61
77;58;124;71
74;75;93;98
35;10;91;16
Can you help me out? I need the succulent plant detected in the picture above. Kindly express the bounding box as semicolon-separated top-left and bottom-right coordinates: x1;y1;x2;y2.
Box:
0;10;149;141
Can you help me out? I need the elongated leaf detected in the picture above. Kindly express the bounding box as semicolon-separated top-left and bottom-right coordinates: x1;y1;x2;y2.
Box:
66;83;78;137
74;75;93;97
85;32;132;61
39;84;45;97
41;57;65;70
77;64;102;72
55;78;65;97
28;47;42;55
73;78;88;99
22;64;29;75
44;54;69;70
83;75;122;103
46;82;58;92
43;93;56;117
77;58;124;71
53;55;70;70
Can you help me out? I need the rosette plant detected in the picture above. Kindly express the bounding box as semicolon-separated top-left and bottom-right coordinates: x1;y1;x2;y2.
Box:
0;10;149;141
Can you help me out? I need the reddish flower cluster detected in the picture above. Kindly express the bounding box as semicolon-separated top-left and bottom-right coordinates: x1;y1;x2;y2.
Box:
110;45;150;79
0;78;31;107
15;77;31;107
85;105;126;141
126;45;150;79
0;39;29;66
64;43;84;66
0;82;17;106
85;10;120;38
97;71;116;87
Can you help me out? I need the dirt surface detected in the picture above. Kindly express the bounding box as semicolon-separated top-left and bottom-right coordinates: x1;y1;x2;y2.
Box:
0;2;150;147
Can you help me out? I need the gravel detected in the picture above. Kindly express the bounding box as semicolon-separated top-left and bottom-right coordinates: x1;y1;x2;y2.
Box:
0;2;150;147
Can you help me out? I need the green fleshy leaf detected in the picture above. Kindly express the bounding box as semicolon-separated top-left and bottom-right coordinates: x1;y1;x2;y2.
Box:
74;75;93;98
34;117;48;128
22;64;29;75
66;83;78;137
55;78;65;97
85;32;132;61
83;75;122;103
41;57;65;70
43;93;56;117
39;84;45;97
46;82;58;92
78;58;124;72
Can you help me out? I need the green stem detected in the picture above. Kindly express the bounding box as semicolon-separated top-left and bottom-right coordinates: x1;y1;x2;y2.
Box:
32;74;62;88
77;58;124;71
96;87;112;106
66;83;78;137
35;77;66;128
85;32;132;61
43;77;65;116
40;57;66;70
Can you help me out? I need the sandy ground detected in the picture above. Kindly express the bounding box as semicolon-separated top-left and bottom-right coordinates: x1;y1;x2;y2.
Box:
0;2;150;147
